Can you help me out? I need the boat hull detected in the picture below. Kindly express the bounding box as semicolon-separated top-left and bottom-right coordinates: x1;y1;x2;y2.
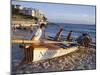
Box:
33;46;78;62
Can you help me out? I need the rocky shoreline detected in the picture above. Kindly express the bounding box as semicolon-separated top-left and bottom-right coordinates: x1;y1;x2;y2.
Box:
12;45;96;74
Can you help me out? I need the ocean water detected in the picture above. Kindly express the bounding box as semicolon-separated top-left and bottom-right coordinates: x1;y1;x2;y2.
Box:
45;23;96;42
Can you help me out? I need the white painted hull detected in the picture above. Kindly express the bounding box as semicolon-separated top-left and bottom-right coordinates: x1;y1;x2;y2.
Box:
33;46;78;62
12;39;78;62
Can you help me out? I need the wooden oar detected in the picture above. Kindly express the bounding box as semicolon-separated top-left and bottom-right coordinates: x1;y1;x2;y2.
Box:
12;39;74;44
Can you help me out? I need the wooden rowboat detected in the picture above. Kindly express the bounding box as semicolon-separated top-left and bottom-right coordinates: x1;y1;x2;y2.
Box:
12;39;78;62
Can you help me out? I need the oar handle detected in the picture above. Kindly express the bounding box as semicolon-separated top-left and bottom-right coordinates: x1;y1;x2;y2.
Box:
12;39;73;44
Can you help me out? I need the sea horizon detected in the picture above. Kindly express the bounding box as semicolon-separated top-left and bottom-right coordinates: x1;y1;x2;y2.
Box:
48;22;96;26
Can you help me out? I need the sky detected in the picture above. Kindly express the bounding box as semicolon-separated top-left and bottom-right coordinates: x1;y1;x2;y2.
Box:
12;0;96;25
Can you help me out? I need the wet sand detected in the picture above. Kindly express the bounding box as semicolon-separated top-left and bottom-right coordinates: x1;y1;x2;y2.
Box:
11;44;96;74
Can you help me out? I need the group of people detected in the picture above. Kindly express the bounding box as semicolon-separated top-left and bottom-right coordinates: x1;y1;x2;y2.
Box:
31;23;92;48
54;28;73;41
13;22;92;47
30;23;92;46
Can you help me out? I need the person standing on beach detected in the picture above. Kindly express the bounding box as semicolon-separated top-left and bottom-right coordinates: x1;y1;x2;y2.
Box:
76;33;92;47
12;24;15;32
22;23;46;63
82;33;92;47
31;23;46;41
66;30;73;42
29;25;33;33
55;28;64;41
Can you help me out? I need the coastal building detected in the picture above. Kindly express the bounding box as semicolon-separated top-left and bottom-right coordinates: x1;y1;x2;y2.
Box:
12;5;23;10
19;7;35;16
19;7;47;23
12;4;46;18
12;4;48;26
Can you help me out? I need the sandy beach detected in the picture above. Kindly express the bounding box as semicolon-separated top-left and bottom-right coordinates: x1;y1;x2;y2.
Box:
11;44;96;74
